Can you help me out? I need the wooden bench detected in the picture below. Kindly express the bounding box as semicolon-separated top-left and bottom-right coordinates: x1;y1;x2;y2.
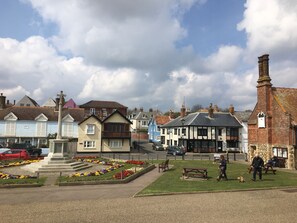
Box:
248;165;276;175
158;159;169;172
182;167;208;179
263;164;277;174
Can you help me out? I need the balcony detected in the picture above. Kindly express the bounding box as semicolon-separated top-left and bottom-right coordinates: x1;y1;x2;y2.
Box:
102;131;131;139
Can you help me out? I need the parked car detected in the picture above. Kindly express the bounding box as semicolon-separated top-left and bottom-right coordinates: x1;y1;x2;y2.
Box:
9;143;42;157
167;146;185;156
152;141;164;151
0;149;30;160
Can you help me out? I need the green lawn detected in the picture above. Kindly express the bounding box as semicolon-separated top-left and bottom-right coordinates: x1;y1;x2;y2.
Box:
137;160;297;196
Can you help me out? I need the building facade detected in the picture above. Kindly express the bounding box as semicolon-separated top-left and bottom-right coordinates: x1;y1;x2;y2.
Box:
248;54;297;169
161;104;243;153
77;110;132;153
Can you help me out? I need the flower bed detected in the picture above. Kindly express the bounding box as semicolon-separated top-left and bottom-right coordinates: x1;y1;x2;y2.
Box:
125;160;145;165
67;163;124;178
113;170;135;179
0;172;37;180
0;159;40;168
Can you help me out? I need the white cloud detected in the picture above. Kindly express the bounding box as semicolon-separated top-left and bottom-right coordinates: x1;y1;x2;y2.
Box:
238;0;297;60
204;45;243;72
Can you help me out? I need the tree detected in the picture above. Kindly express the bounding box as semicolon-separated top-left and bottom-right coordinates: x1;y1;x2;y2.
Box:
191;104;203;112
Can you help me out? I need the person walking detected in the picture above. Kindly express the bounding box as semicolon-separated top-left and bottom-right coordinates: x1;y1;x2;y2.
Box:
251;153;264;181
217;154;228;181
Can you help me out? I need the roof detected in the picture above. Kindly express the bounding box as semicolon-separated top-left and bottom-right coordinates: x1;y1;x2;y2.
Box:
273;87;297;124
102;110;132;124
63;98;78;108
0;106;85;122
15;95;39;107
79;100;127;109
234;111;252;123
162;112;242;128
249;87;297;125
42;98;56;107
155;116;171;125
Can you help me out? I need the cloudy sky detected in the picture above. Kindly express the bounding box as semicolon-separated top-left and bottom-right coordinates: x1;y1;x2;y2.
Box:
1;0;297;112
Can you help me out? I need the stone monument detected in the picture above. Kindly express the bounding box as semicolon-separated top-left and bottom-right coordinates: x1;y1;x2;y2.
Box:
23;91;90;173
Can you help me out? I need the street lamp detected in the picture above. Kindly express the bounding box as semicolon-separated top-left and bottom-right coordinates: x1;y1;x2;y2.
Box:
181;118;185;146
138;120;140;152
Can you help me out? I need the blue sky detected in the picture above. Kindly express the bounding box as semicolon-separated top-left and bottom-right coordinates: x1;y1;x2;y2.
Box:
1;0;297;112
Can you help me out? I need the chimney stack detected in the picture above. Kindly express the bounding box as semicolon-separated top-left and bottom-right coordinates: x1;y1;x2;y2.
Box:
0;93;6;110
257;54;272;87
229;104;235;115
180;104;186;118
208;103;214;118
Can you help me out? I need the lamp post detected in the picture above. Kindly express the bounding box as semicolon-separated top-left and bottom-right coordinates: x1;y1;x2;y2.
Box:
138;120;140;152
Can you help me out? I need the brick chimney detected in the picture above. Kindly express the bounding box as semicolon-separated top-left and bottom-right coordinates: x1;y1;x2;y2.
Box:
229;104;234;115
257;54;272;87
257;54;272;114
208;103;214;118
180;104;186;118
0;93;6;110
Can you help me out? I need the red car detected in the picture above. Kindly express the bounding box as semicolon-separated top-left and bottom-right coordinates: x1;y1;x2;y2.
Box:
0;148;30;160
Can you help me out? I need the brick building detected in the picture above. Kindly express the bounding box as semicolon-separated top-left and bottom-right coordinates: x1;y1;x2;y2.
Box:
248;54;297;169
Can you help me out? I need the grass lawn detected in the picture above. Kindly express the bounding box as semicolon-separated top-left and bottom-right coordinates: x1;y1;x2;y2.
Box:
0;177;46;186
137;160;297;196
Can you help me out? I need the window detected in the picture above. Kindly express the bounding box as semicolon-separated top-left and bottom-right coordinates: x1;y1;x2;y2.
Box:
84;141;95;148
273;147;288;158
20;103;24;106
142;121;147;126
86;124;95;134
109;140;122;148
174;128;177;135
102;108;107;117
162;129;165;134
226;128;238;137
198;128;207;136
90;108;95;114
218;129;222;136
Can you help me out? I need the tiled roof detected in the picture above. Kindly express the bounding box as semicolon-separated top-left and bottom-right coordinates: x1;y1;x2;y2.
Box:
234;111;252;122
249;87;297;125
155;116;171;125
0;106;85;122
162;112;242;128
79;100;127;109
273;87;297;124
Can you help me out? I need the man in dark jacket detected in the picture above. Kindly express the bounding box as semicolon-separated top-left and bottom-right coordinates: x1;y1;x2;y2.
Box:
251;153;264;181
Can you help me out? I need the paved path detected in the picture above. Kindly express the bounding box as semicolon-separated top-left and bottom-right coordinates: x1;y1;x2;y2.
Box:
1;164;297;222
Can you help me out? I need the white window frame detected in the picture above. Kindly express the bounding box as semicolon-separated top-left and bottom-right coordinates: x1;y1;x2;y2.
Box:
86;124;95;134
84;141;95;148
109;140;122;148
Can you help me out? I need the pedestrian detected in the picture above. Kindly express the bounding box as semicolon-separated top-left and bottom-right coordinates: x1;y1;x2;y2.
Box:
251;153;264;181
217;154;228;181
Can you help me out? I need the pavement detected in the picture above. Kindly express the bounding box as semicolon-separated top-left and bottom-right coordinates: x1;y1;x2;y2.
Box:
1;160;297;222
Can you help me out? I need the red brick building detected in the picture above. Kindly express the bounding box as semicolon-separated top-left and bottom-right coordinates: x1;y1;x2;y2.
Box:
248;54;297;169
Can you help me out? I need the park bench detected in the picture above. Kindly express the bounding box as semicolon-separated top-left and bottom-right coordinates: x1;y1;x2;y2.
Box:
182;167;208;179
263;163;277;174
248;165;276;175
158;159;169;172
